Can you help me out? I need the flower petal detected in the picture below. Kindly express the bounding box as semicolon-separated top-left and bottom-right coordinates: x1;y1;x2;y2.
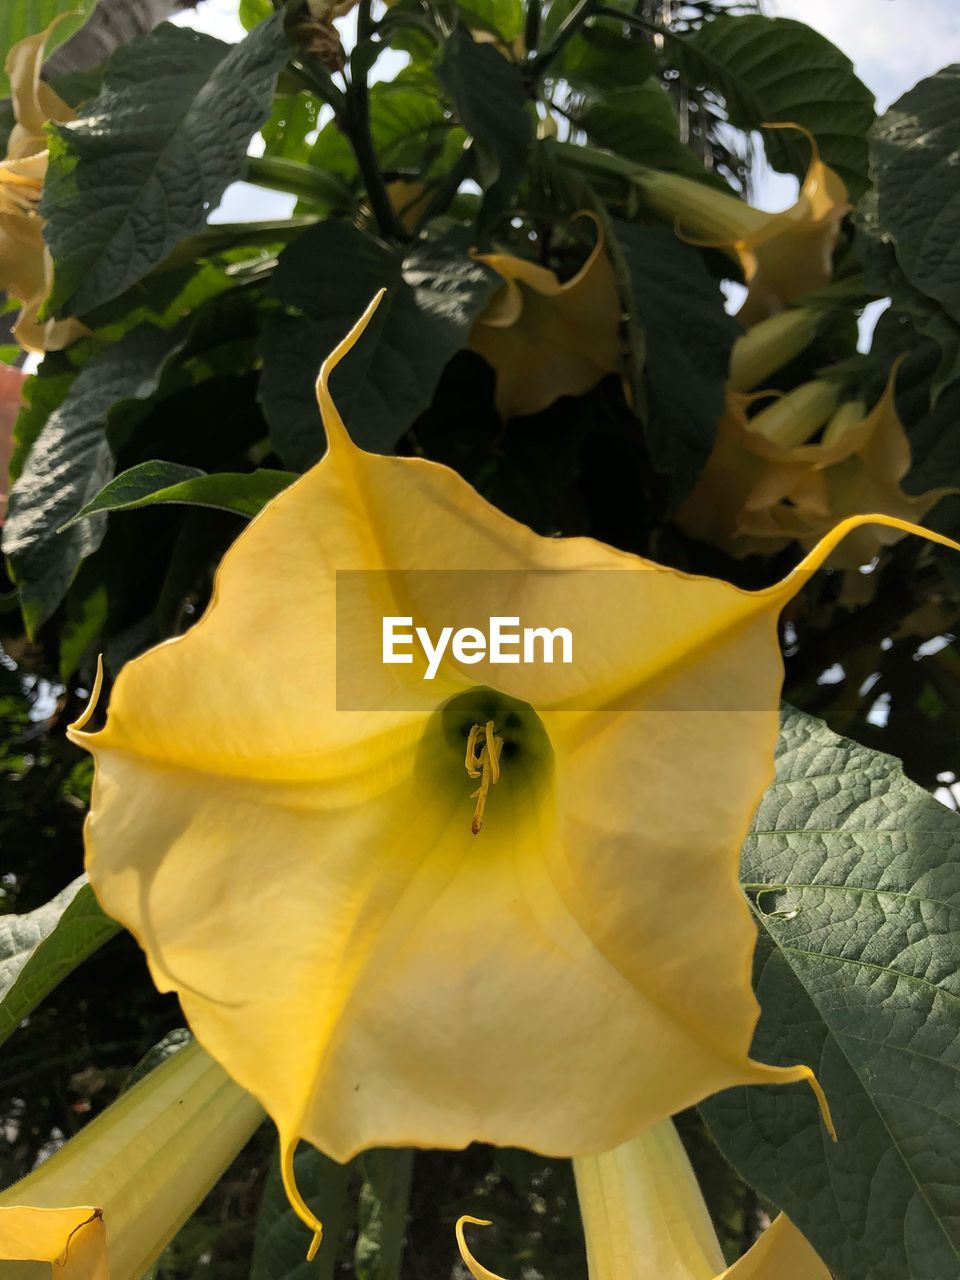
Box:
470;214;622;417
73;301;957;1251
5;16;76;161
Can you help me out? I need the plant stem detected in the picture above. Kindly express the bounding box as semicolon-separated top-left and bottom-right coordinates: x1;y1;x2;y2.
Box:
523;0;542;55
246;155;353;207
412;145;477;233
345;0;408;240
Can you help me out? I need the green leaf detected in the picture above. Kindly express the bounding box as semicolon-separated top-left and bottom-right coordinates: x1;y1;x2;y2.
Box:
42;13;292;317
611;220;741;504
557;17;656;93
65;460;296;526
0;0;90;96
454;0;523;43
674;15;875;198
251;1146;354;1280
0;877;120;1051
239;0;273;32
2;325;188;634
870;66;960;327
437;26;532;229
577;79;712;179
354;1150;414;1280
701;706;960;1280
261;91;325;165
309;72;449;187
259;223;498;468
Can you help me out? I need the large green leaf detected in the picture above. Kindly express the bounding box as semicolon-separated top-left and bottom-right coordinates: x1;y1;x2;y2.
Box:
42;13;291;317
437;26;532;229
251;1146;353;1280
64;460;296;527
259;223;498;468
354;1150;414;1280
701;706;960;1280
870;66;960;327
0;0;90;96
2;325;188;634
612;220;741;505
577;80;711;179
674;15;875;198
0;877;120;1050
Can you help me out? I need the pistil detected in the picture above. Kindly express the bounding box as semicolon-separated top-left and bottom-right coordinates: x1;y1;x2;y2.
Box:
464;720;504;835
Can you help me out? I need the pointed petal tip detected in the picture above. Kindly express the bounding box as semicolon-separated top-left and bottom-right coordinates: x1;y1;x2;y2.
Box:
752;1059;836;1142
66;654;104;738
772;514;960;600
456;1217;507;1280
280;1136;325;1262
315;290;387;453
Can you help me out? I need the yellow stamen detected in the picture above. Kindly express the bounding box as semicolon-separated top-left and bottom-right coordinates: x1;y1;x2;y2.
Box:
465;720;504;835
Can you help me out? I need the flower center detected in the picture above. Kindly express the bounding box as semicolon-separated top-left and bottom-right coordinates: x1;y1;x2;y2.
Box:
430;687;553;836
464;720;503;835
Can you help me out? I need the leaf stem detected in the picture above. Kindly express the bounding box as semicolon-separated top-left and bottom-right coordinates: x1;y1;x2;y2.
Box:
523;0;542;55
412;144;477;233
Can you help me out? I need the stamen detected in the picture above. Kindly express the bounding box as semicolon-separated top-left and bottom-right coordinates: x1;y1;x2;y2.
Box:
464;719;504;835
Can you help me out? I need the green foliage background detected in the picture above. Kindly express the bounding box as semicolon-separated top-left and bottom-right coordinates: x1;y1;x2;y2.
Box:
2;1;960;1277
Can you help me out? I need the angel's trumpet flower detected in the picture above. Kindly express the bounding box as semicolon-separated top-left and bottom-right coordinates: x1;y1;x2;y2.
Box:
679;366;952;568
638;125;850;328
469;213;622;418
0;1039;263;1278
0;19;86;352
458;1120;830;1280
69;294;956;1255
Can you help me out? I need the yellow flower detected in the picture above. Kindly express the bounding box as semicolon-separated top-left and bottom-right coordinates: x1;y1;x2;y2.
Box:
639;126;850;328
469;214;622;418
69;295;955;1254
678;366;951;568
458;1120;830;1280
0;19;87;353
0;1039;263;1278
